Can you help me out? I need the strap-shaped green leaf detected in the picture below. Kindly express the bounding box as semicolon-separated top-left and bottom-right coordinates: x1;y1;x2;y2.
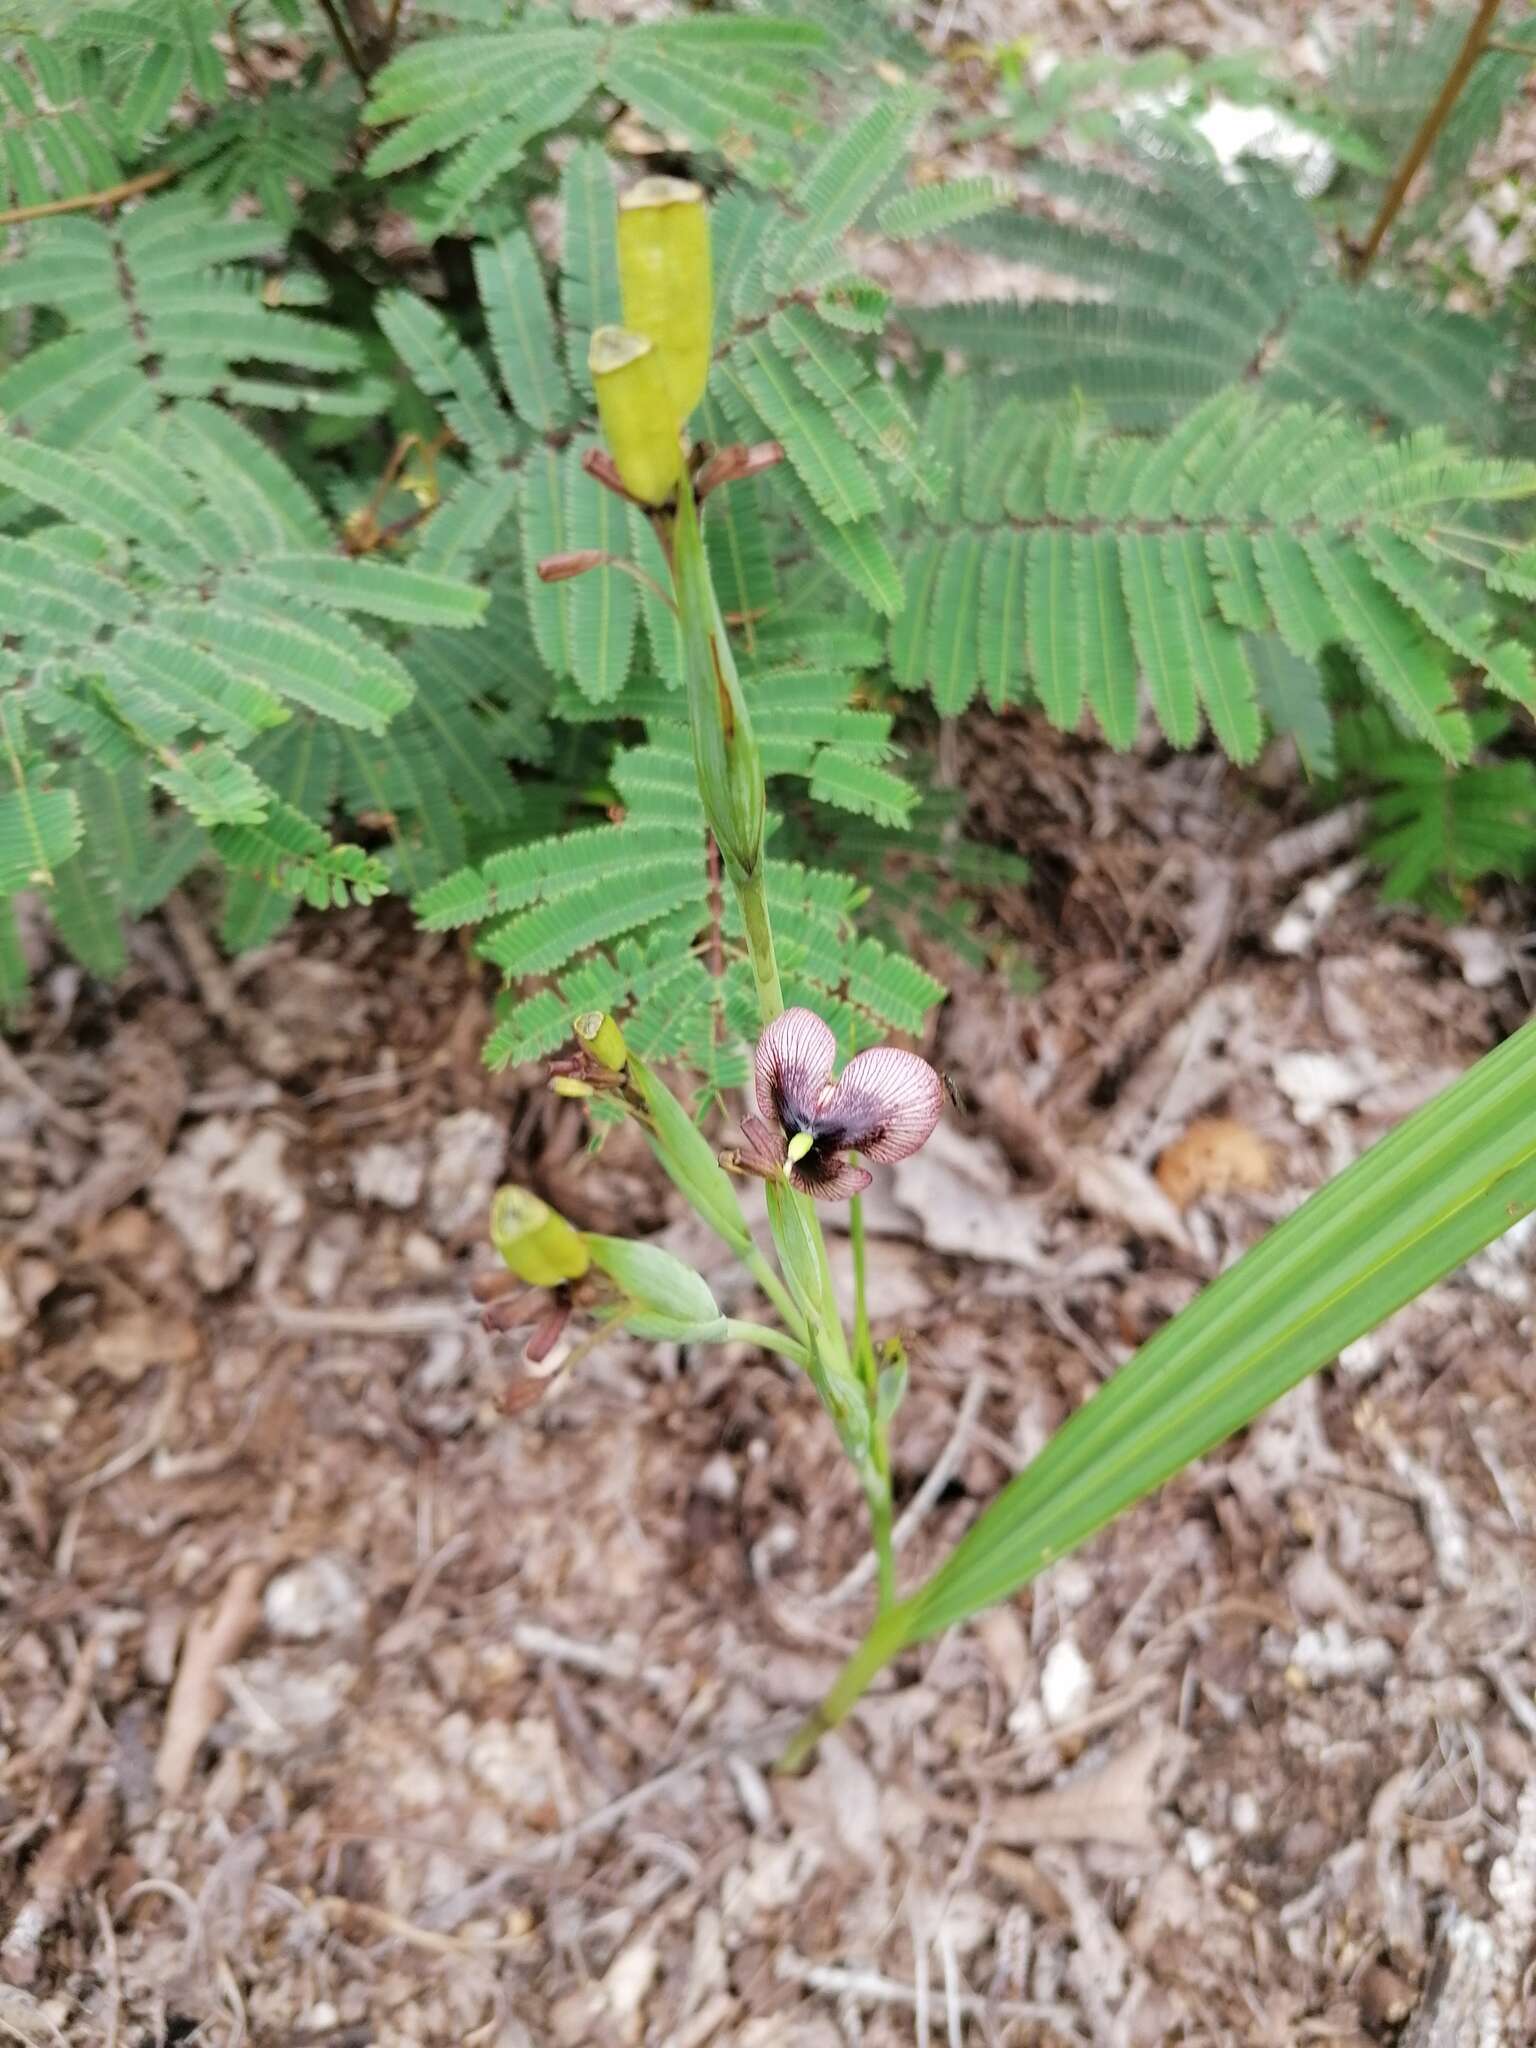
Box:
1118;530;1198;746
1027;529;1079;730
560;143;622;394
1163;531;1261;764
519;445;573;679
808;751;915;828
910;1018;1536;1636
978;528;1028;711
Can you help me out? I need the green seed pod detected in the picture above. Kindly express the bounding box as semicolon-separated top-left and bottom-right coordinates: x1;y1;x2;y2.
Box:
490;1186;591;1289
626;1052;754;1258
589;326;682;508
672;480;765;883
572;1010;628;1074
585;1234;726;1342
617;175;712;423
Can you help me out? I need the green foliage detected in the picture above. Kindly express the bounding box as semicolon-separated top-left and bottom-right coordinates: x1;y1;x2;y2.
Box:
0;3;966;1084
363;14;832;223
886;385;1536;764
5;0;1536;1064
1337;707;1536;917
907;142;1509;442
1318;3;1536;237
0;2;229;210
0;398;433;968
819;1013;1536;1694
0;189;377;443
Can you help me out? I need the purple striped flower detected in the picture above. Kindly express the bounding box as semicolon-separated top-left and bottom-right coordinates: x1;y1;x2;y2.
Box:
746;1007;944;1201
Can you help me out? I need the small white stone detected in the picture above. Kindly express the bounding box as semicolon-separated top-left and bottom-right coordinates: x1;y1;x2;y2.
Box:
352;1140;425;1210
427;1110;506;1239
1184;1826;1221;1874
1446;926;1513;990
603;1940;658;2042
1040;1636;1093;1726
695;1453;738;1502
1273;1049;1377;1126
263;1554;366;1642
1290;1620;1394;1686
1231;1792;1261;1835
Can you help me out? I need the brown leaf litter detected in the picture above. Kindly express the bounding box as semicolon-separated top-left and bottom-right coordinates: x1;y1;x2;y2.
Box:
5;713;1536;2043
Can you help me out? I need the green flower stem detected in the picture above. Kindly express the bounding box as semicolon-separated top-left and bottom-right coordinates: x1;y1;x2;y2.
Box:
736;863;784;1024
724;1318;811;1369
745;1246;809;1344
849;1185;895;1612
669;477;895;1607
776;1602;909;1774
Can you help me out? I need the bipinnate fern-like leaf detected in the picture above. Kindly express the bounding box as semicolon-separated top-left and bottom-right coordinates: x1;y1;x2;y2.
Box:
0;2;230;211
0;398;485;971
892;387;1536;765
0;192;378;448
364;15;831;222
907;143;1506;442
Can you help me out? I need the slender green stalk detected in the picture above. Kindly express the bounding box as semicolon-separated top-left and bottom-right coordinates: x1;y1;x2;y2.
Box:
736;865;784;1022
848;1187;895;1611
849;1189;874;1373
668;478;896;1583
724;1318;811;1369
777;1606;906;1774
744;1246;810;1345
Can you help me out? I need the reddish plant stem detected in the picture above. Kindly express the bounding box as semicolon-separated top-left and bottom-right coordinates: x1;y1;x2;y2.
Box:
1351;0;1504;279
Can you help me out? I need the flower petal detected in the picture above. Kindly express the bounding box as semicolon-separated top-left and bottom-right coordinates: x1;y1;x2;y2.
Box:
822;1046;943;1164
790;1156;872;1201
740;1112;787;1166
755;1006;837;1128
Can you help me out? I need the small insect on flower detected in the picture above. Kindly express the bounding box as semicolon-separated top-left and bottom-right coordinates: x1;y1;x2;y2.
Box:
743;1007;944;1201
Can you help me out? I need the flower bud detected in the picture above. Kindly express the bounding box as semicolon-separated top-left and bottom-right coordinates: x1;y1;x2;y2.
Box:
672;480;765;882
490;1186;590;1289
572;1010;628;1074
589;327;682;509
617;175;712;423
585;1234;726;1342
626;1051;755;1258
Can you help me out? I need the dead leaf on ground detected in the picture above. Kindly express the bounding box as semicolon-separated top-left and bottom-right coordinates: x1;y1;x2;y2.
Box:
990;1730;1181;1853
1155;1117;1275;1209
890;1123;1049;1267
89;1309;202;1385
1068;1151;1191;1252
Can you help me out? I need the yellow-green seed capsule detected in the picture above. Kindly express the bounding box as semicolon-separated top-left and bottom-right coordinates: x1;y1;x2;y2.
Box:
572;1010;628;1073
589;326;682;508
551;1076;594;1098
490;1186;590;1289
617;175;712;424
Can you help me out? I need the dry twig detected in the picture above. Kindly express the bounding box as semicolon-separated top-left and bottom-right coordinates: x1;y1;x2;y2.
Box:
155;1561;266;1799
1;1766;117;1987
